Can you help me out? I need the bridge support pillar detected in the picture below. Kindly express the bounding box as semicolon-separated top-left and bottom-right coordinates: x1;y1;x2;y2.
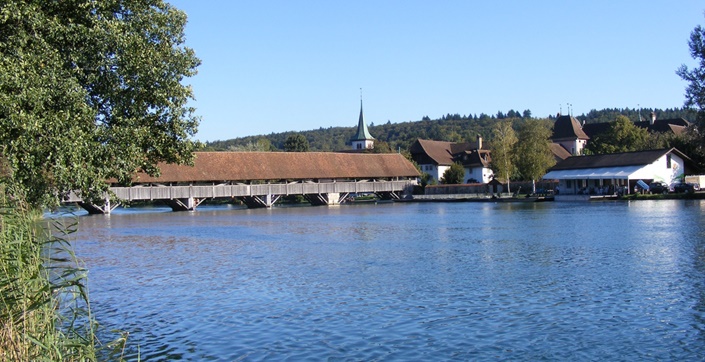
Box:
164;197;204;212
238;194;280;208
305;192;347;206
375;191;401;201
78;199;120;215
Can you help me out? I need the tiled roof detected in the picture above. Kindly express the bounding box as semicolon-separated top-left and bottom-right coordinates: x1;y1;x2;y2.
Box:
634;119;690;134
582;118;691;138
581;122;611;138
456;149;491;167
548;148;688;171
550;143;572;162
552;115;589;140
409;139;480;166
132;152;419;183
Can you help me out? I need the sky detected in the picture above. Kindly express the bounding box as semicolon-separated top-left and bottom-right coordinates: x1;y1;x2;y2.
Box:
167;1;705;142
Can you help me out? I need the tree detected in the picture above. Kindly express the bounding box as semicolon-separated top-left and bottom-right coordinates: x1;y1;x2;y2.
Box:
584;115;650;154
490;120;518;192
284;134;309;152
0;0;200;207
440;162;465;184
228;138;273;152
419;172;436;188
677;16;705;169
371;140;393;153
515;120;555;192
651;127;705;168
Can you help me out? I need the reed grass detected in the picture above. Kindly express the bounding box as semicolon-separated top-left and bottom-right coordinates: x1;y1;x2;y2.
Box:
0;195;100;361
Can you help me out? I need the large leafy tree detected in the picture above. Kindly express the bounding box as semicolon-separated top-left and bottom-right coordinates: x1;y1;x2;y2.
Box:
0;0;200;207
490;120;518;191
650;128;705;168
677;16;705;169
515;119;555;192
584;115;650;154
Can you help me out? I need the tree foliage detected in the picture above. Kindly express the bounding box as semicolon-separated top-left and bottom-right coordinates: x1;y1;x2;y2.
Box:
0;0;200;207
284;134;310;152
206;107;694;156
440;162;465;185
584;115;650;154
370;140;393;153
576;107;695;125
228;138;274;152
677;16;705;168
515;120;555;188
489;120;518;183
652;126;705;168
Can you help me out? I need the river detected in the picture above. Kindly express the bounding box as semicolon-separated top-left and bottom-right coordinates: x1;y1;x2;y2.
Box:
66;200;705;361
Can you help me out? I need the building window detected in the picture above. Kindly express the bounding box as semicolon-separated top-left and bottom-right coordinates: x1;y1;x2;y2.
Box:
666;154;672;169
357;143;362;150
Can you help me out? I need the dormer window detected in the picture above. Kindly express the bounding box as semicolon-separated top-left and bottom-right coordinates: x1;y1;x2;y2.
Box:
666;154;672;169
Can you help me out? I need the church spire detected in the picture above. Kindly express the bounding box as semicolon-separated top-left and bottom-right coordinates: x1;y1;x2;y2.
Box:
350;90;375;150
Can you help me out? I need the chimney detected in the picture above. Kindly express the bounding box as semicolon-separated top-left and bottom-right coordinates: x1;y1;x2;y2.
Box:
477;135;483;150
650;112;656;125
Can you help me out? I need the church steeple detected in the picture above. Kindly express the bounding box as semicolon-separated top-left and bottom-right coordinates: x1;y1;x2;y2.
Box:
350;91;375;150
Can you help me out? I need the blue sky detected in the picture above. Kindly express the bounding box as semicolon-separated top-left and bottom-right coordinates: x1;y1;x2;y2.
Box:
168;1;705;142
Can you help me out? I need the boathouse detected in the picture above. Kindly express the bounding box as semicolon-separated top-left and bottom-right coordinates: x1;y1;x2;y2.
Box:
542;148;695;197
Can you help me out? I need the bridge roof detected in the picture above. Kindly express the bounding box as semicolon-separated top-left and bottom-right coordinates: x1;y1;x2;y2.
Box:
132;152;420;183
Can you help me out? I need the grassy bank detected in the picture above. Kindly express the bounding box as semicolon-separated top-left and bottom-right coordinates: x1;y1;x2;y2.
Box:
0;199;101;361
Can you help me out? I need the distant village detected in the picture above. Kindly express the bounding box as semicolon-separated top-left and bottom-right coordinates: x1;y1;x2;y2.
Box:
345;100;702;200
74;103;699;215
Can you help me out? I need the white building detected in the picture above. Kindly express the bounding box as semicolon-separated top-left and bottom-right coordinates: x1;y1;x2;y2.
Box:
543;148;694;196
409;137;494;184
551;114;589;156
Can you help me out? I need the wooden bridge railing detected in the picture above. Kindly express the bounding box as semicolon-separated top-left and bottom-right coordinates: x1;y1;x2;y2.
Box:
63;180;417;210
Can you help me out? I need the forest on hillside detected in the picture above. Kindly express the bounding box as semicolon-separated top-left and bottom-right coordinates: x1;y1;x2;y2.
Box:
205;107;696;153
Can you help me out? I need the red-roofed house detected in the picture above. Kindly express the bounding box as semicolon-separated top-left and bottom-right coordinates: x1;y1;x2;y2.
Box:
551;114;589;156
409;137;493;183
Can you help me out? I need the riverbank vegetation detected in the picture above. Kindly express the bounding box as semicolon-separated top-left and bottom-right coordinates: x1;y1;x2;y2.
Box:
0;192;98;360
1;0;201;359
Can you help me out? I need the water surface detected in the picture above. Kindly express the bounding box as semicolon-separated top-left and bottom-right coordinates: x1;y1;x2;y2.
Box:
70;201;705;360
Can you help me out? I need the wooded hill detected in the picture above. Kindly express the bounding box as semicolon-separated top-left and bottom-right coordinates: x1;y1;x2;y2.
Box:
204;107;696;153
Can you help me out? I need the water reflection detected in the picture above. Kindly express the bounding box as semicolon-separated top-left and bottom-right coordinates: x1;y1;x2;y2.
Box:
65;200;705;361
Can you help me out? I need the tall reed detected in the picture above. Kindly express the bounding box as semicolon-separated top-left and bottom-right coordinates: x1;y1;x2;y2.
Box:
0;195;99;360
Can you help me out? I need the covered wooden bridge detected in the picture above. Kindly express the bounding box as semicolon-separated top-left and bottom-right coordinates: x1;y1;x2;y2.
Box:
64;152;420;213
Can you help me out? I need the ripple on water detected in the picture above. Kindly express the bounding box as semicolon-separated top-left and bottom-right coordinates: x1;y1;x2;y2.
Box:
74;201;705;361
